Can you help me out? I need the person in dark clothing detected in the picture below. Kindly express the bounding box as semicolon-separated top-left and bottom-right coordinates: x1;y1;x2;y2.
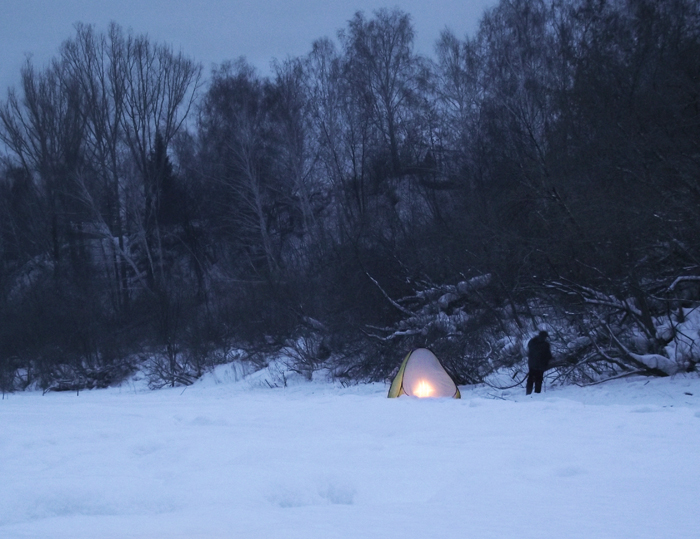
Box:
527;330;552;395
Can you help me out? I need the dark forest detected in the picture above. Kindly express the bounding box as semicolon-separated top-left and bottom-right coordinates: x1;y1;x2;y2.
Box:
1;0;699;392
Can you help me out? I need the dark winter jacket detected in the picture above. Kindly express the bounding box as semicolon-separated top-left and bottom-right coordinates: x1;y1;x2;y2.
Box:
527;335;552;371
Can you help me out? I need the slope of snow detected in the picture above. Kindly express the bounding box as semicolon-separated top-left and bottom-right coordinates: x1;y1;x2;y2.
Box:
2;370;699;539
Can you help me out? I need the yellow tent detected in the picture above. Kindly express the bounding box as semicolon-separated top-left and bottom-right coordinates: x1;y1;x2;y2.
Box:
388;348;461;398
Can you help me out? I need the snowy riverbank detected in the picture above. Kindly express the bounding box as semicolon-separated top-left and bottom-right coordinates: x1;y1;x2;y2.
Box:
2;370;699;538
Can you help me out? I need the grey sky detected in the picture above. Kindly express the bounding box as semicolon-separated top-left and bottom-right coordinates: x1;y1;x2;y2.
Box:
1;0;496;93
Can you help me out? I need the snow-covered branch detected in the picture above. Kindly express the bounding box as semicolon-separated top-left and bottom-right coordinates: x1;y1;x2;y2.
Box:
668;276;700;292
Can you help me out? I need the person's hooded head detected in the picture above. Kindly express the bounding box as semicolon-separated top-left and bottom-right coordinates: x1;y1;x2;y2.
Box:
538;330;549;340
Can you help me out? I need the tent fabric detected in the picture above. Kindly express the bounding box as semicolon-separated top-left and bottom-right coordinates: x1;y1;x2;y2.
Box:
387;351;412;398
387;348;461;398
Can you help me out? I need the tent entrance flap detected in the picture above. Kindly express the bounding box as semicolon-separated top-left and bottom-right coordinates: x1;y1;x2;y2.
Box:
388;348;460;398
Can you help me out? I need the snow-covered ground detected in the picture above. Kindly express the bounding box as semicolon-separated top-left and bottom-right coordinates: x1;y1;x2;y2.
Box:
2;366;699;539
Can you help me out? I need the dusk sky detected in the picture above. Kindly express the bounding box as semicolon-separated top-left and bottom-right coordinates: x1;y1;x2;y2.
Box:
1;0;496;93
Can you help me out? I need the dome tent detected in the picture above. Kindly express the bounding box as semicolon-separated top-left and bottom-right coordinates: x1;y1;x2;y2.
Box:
387;348;461;398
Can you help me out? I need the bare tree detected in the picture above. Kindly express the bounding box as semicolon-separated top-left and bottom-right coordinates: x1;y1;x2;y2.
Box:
118;29;203;289
197;60;284;278
340;8;424;177
0;57;87;274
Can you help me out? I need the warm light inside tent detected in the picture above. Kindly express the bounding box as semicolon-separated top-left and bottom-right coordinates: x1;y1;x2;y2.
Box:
414;380;433;398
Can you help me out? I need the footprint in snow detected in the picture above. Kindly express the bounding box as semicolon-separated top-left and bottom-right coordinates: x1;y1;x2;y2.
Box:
630;406;657;413
267;479;356;508
132;442;163;456
554;465;587;478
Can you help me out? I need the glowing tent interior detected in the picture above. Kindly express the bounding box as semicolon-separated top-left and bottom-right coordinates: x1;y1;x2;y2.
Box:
387;348;461;398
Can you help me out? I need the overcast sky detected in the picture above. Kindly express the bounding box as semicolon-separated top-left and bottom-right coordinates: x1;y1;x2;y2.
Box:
1;0;496;93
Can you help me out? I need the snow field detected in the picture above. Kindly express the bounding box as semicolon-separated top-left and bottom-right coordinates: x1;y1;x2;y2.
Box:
1;373;699;538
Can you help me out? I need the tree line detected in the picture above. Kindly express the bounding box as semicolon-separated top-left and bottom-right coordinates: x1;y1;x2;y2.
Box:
1;0;699;392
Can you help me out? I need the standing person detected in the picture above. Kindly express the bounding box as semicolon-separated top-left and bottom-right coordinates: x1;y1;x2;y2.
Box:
526;330;552;395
